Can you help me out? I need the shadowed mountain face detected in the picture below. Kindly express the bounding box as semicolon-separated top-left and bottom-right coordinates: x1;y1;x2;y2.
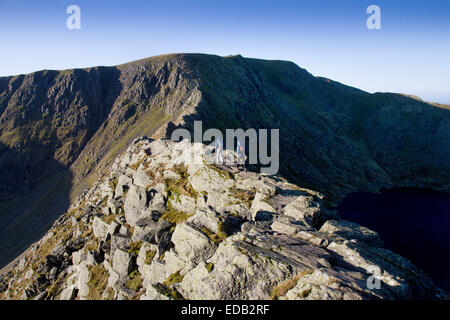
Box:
0;53;449;268
0;142;72;268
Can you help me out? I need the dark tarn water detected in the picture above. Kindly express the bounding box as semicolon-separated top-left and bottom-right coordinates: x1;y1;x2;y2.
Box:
338;188;450;291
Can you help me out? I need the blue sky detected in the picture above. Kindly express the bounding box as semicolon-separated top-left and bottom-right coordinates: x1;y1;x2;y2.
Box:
1;0;449;103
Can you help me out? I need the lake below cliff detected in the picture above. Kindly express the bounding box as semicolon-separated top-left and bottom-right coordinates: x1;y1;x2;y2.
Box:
338;188;450;291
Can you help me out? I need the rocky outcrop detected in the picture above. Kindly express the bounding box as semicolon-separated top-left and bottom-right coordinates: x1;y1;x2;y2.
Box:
0;138;445;300
1;53;449;273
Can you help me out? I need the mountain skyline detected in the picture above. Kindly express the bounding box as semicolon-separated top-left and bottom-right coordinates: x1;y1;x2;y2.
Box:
1;0;450;104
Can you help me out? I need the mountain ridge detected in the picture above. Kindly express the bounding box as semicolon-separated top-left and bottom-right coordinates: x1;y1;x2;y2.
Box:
0;53;449;271
0;138;444;300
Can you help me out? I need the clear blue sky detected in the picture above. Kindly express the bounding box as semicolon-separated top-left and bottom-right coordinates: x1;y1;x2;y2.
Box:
1;0;449;103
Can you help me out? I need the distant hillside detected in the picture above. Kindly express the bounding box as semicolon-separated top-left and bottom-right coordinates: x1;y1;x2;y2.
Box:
0;53;449;268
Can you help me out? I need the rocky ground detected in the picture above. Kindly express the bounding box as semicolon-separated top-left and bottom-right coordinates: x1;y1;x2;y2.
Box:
0;137;445;300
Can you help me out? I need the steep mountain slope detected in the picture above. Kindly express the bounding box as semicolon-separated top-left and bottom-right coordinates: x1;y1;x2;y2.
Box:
0;53;449;269
187;55;450;198
0;138;444;300
0;55;201;267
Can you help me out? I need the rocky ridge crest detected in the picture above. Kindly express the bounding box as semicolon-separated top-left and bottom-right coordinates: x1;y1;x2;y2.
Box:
0;138;444;300
1;54;449;271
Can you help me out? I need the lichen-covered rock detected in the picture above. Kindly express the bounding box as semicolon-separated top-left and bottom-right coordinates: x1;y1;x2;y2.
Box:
60;285;77;300
147;185;167;212
171;223;216;265
112;249;134;276
140;285;170;300
115;175;133;199
92;216;117;239
124;185;149;227
187;209;221;234
271;216;314;237
179;231;331;299
169;194;196;214
110;234;132;253
319;220;383;247
283;195;322;227
77;262;90;299
132;171;152;189
281;268;374;300
250;191;277;221
73;250;95;266
188;166;234;193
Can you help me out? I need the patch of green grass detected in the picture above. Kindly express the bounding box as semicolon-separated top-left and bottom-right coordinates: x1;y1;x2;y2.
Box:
165;164;199;200
105;287;115;300
85;238;98;252
46;281;59;298
128;241;143;256
126;270;143;292
101;214;117;224
87;265;109;300
79;156;97;173
80;223;93;238
200;222;228;244
163;271;184;287
129;158;145;171
206;163;234;180
160;206;193;224
145;249;157;265
167;185;181;203
206;263;214;273
109;177;118;190
152;283;184;300
30;218;73;272
99;196;108;207
230;187;255;208
270;269;313;300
